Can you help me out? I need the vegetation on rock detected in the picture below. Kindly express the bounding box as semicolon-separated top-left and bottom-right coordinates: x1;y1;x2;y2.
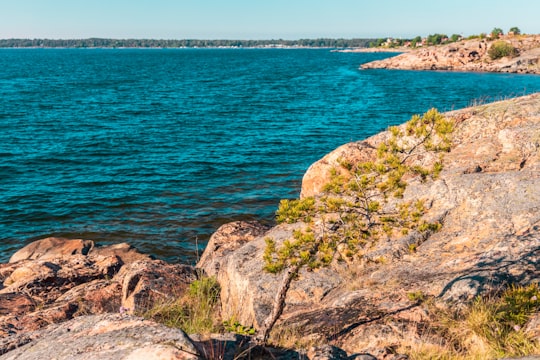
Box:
491;27;504;38
143;275;221;334
509;26;521;35
260;109;454;343
405;284;540;359
488;40;519;60
368;26;523;50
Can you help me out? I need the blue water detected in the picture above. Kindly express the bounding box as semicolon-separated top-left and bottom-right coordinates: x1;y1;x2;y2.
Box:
1;48;539;264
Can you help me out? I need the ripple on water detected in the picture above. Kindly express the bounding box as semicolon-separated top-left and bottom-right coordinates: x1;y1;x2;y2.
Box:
1;48;540;263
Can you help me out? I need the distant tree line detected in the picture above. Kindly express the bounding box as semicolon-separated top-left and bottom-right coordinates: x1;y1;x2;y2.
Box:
0;38;376;49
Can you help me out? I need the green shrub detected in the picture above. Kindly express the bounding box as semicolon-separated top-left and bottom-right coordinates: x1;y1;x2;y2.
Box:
488;41;518;60
223;318;256;335
491;27;504;38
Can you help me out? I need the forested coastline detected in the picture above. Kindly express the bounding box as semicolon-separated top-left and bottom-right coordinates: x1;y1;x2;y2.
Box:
0;38;374;48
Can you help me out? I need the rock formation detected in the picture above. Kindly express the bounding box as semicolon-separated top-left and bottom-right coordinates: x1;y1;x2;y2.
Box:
0;238;196;339
361;35;540;74
198;93;540;355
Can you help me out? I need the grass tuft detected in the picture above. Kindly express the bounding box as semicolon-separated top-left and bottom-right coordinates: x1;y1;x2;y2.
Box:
143;275;221;335
402;284;540;359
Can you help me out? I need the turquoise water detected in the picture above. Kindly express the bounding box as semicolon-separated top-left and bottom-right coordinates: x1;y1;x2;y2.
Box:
1;48;539;263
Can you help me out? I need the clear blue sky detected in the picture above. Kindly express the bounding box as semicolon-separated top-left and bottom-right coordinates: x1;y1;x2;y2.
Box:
1;0;538;40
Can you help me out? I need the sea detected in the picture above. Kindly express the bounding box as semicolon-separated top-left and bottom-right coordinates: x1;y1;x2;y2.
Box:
1;48;540;264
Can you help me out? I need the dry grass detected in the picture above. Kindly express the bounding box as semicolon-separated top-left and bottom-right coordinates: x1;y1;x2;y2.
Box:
400;284;540;359
143;275;222;335
269;324;320;350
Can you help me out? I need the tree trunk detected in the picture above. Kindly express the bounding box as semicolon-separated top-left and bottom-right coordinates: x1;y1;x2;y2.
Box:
259;263;300;344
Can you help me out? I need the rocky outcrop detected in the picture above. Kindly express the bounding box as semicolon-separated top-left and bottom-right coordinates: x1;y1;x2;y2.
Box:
0;237;366;359
199;222;343;329
361;35;540;74
0;238;196;339
198;93;540;355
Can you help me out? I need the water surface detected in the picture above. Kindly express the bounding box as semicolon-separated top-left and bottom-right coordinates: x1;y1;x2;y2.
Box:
1;48;539;263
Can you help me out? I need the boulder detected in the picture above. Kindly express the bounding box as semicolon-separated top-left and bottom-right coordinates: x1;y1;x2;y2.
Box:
9;237;152;265
117;260;197;314
0;255;123;303
199;222;342;329
0;314;200;359
197;221;270;277
9;238;94;263
307;345;348;360
91;242;153;264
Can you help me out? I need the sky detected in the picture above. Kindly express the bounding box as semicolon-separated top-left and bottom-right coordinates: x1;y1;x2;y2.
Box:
0;0;539;40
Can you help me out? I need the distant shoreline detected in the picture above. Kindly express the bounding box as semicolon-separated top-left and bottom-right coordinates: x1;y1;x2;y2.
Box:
0;46;342;50
333;47;410;53
361;34;540;75
0;38;376;49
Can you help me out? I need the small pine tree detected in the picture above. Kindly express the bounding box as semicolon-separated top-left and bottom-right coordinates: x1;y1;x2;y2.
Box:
259;109;455;343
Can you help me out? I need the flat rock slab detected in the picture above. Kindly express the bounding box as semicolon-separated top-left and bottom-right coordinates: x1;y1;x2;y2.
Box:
0;314;200;360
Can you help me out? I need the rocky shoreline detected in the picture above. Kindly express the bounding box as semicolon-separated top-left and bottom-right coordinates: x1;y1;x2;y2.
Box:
361;35;540;74
2;93;540;359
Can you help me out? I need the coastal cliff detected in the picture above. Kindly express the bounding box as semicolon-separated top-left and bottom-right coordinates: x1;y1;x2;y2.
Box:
361;35;540;74
1;93;540;359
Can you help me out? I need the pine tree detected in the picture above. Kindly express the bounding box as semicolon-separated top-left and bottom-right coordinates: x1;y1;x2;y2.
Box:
259;109;454;343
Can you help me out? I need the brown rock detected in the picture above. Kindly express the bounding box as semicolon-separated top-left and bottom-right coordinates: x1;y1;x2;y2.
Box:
9;237;94;263
308;345;349;360
91;242;153;264
56;279;122;314
0;240;197;337
9;237;152;266
0;255;122;304
197;221;269;277
0;293;35;316
117;260;197;314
